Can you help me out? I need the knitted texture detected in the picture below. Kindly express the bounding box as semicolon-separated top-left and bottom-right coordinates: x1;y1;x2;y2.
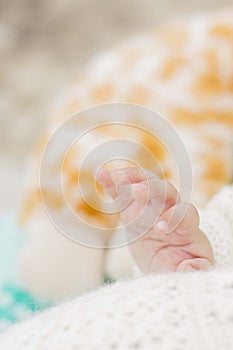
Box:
200;185;233;265
0;266;233;350
0;185;232;349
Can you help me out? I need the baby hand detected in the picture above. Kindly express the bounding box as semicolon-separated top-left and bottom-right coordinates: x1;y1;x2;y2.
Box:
96;167;214;273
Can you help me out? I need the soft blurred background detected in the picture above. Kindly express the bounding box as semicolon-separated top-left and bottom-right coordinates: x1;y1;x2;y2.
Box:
0;0;232;332
0;0;232;214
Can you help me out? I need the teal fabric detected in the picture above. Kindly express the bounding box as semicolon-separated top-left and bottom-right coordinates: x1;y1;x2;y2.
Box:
0;214;49;332
0;214;114;332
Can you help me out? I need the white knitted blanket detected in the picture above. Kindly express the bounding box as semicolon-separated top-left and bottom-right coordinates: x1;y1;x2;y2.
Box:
0;186;232;350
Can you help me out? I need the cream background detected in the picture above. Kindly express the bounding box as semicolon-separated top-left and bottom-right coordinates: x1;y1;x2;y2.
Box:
0;0;232;212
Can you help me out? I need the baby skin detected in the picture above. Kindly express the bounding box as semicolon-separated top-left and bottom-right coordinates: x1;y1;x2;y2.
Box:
96;167;215;273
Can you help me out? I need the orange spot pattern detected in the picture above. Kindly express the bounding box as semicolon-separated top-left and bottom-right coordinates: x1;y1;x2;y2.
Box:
172;109;233;126
158;57;188;80
210;24;233;41
91;84;114;103
20;12;233;225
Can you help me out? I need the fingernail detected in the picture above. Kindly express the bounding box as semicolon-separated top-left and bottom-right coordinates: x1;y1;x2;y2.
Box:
111;170;125;183
112;169;125;176
155;220;168;232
